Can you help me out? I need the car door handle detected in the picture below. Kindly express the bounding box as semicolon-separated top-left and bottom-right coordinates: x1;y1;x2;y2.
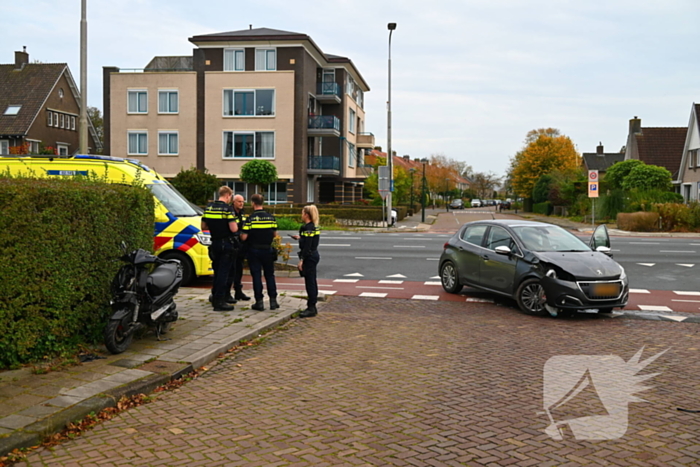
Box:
481;254;489;260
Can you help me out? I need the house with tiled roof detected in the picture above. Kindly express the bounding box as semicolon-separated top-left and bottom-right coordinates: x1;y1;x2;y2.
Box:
104;27;374;204
582;143;625;176
0;48;100;156
675;104;700;201
624;116;686;180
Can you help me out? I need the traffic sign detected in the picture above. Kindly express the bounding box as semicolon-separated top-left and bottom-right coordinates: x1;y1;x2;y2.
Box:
378;166;389;193
588;181;599;198
588;170;599;182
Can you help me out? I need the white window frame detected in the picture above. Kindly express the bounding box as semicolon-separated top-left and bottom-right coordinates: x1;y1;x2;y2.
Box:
53;112;59;126
127;131;148;155
695;149;700;168
0;140;9;155
60;114;65;129
222;131;275;159
127;90;148;114
348;142;356;168
265;182;287;204
349;108;356;134
255;48;276;71
47;110;53;127
158;131;179;155
57;144;69;156
27;139;40;154
71;116;76;130
223;89;275;117
158;90;179;114
223;48;245;72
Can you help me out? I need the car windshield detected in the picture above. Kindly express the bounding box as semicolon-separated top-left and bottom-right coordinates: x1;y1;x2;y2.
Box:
147;183;200;217
512;225;590;252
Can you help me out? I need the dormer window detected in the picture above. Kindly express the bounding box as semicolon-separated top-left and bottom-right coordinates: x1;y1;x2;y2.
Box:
4;105;21;115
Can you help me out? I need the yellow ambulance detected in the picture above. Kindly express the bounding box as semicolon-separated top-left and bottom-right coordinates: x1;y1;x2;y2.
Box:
0;155;212;284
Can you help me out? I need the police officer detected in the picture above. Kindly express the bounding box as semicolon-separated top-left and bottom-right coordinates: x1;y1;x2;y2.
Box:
291;205;321;318
240;194;278;311
228;194;251;302
201;186;238;312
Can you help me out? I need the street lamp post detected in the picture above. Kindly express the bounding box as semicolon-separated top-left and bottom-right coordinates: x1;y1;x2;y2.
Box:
409;168;416;215
421;158;428;223
445;178;450;212
386;22;397;228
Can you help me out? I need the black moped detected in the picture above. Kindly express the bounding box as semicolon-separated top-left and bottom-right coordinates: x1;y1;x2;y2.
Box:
105;243;182;354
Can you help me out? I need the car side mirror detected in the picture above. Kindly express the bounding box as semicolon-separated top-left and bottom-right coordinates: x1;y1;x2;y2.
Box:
596;245;613;258
495;246;511;255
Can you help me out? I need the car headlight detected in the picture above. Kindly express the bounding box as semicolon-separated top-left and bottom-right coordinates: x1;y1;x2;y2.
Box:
619;266;626;281
546;269;557;279
195;232;211;246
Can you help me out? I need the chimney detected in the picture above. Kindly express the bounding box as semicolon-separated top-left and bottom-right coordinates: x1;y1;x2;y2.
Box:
15;47;28;70
403;155;410;161
596;142;604;155
249;24;253;30
629;116;642;135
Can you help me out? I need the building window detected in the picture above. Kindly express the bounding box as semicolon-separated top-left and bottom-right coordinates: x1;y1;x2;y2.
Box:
58;88;64;98
696;149;700;168
223;48;245;71
158;90;178;114
223;131;274;158
128;131;148;155
28;140;40;154
222;181;247;198
265;182;287;204
346;75;355;96
255;48;276;71
223;89;275;116
53;112;59;126
127;90;148;113
71;116;76;130
4;105;21;115
158;132;179;155
57;144;68;156
348;142;356;168
349;108;356;133
60;114;65;129
357;89;364;108
0;140;8;155
47;110;53;127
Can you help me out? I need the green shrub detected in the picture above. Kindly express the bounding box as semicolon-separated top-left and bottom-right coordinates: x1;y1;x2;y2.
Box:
599;189;624;220
274;214;336;228
655;203;692;231
169;167;221;205
616;212;659;231
0;177;153;368
533;201;553;215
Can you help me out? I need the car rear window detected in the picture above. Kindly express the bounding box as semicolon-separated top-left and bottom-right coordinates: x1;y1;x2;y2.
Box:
461;224;488;246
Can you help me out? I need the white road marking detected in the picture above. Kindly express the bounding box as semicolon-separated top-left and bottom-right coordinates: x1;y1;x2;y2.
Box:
323;236;362;239
630;289;650;293
660;250;696;253
357;286;404;290
430;276;440;279
674;291;700;296
321;244;352;247
677;264;695;267
424;281;442;286
344;273;364;277
320;291;337;295
412;295;440;300
672;299;700;303
379;280;404;284
387;274;407;278
426;258;439;261
629;242;661;245
662;315;687;322
638;305;673;312
355;257;392;260
359;292;388;298
334;279;359;283
466;298;494;303
637;263;655;267
393;245;426;248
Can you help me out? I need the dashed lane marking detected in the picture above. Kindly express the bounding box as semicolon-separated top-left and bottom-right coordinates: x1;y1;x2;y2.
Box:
334;279;359;283
662;315;688;322
630;289;650;293
386;274;407;278
466;298;494;303
344;273;364;277
355;257;392;260
321;244;352;247
637;263;656;267
677;264;695;267
411;295;440;300
379;280;404;284
424;281;442;286
357;286;404;290
638;305;674;312
393;245;426;248
674;291;700;296
359;292;388;298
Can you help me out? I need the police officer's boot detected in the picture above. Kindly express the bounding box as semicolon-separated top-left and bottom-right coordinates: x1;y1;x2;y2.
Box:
209;293;236;304
251;301;265;311
234;288;251;301
299;305;317;318
213;299;234;312
269;297;279;310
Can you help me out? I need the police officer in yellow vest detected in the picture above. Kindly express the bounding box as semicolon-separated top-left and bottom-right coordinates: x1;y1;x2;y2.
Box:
229;194;251;302
240;194;278;311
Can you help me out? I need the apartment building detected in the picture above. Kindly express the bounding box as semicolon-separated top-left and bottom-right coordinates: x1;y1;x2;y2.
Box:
103;27;374;204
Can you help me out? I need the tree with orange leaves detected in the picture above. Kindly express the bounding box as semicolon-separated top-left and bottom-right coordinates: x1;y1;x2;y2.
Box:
510;128;580;199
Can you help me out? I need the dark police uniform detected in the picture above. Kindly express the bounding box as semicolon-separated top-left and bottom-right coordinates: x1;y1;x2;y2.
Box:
226;207;248;300
202;200;237;306
241;209;278;307
298;222;321;308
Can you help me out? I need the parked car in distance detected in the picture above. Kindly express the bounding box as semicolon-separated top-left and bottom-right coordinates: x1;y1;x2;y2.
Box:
449;199;464;209
471;199;482;207
439;220;628;318
501;200;511;210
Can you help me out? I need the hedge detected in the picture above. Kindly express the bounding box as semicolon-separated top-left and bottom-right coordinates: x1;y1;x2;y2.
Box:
273;214;337;227
533;201;553;216
0;178;153;367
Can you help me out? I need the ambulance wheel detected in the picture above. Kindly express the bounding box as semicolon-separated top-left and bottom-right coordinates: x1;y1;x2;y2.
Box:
159;251;195;286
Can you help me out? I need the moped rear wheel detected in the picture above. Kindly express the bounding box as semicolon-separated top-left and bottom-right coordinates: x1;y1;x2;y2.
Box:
105;313;133;354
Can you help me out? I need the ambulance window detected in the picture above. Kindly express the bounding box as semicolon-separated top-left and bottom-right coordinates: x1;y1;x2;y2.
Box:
147;183;199;217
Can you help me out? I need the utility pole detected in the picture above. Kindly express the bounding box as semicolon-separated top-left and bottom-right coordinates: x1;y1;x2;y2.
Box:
386;23;396;227
79;0;88;154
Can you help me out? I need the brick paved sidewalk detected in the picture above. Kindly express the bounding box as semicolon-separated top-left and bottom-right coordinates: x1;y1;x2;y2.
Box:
0;286;314;457
12;296;700;466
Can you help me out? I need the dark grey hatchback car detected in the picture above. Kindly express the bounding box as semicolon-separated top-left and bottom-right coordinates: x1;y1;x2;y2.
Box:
439;220;629;317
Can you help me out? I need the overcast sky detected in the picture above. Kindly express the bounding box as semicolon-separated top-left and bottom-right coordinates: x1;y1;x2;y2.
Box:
2;0;699;177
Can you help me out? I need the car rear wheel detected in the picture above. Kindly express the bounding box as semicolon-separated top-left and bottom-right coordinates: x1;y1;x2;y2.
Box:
440;261;463;294
516;278;548;316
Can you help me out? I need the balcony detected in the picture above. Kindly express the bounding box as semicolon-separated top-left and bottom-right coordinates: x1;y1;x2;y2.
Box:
308;115;340;137
308;155;340;176
356;165;373;177
316;82;341;104
357;132;375;149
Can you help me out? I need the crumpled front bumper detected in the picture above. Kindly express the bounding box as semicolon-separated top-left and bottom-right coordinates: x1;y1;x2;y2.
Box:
541;275;629;310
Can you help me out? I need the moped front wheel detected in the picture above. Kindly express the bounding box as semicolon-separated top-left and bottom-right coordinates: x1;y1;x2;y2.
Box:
104;312;134;354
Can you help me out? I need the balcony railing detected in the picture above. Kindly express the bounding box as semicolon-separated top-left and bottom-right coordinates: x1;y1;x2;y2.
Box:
308;155;340;171
308;115;340;131
357;132;375;148
317;82;340;97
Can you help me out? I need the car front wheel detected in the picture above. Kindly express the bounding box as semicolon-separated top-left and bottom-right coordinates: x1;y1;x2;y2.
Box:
516;278;548;316
440;261;463;294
